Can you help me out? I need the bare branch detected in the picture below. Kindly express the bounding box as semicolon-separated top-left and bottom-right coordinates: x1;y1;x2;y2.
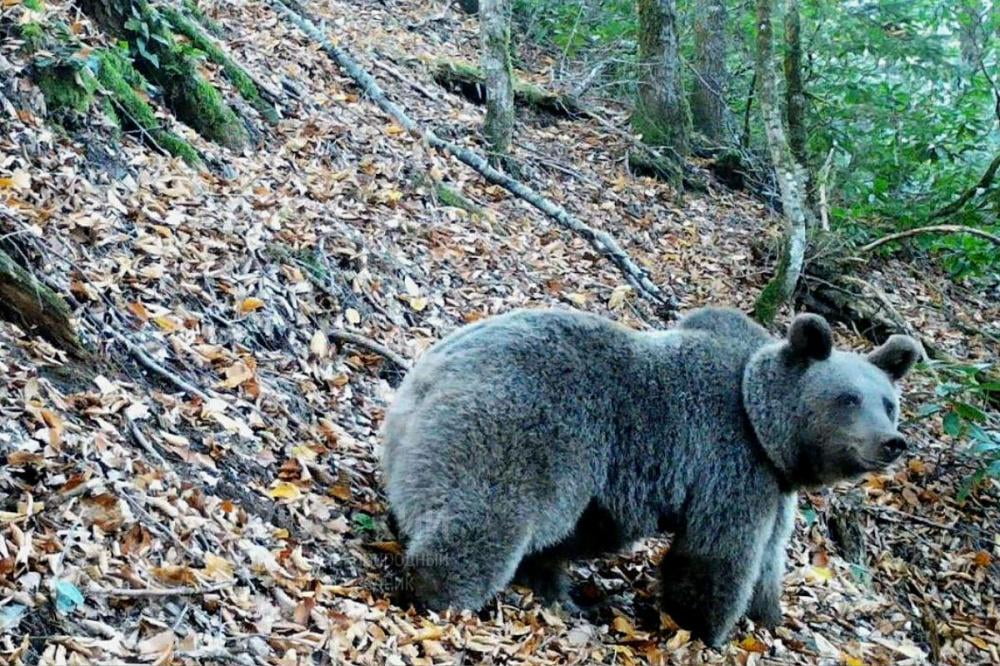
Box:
858;224;1000;254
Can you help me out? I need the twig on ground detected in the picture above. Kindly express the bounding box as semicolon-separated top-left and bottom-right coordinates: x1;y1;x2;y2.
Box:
128;419;168;467
89;581;233;598
106;326;210;402
176;648;255;665
862;504;954;531
119;488;201;562
371;52;441;101
329;328;411;370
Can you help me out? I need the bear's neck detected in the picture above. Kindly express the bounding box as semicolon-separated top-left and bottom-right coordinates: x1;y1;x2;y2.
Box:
742;347;807;490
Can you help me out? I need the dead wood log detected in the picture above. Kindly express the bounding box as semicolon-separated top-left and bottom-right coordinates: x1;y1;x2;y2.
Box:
430;58;582;117
269;0;677;315
0;248;82;354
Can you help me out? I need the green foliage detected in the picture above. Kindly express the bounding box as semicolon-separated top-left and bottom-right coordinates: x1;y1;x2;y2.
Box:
112;0;247;149
514;0;1000;282
34;61;97;114
795;0;999;278
352;512;377;533
94;47;202;166
23;0;44;11
181;0;224;36
917;360;1000;500
19;22;46;52
513;0;636;56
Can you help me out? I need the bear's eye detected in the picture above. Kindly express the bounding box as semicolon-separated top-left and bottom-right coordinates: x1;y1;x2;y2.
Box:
836;392;861;407
883;397;895;418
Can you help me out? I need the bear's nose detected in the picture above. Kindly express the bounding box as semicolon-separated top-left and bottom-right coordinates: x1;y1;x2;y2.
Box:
883;436;907;457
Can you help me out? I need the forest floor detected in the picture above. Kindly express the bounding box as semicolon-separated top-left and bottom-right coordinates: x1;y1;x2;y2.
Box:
1;0;999;664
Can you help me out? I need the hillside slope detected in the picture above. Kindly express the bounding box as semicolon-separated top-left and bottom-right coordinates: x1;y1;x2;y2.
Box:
1;1;998;664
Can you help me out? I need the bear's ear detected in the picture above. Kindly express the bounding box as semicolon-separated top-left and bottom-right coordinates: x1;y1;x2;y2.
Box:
787;313;833;361
868;335;922;381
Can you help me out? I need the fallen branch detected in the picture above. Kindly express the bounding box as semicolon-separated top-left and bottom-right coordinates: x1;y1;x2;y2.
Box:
329;328;411;370
430;58;582;116
928;152;1000;220
89;581;233;598
268;0;676;314
106;326;210;402
859;224;1000;254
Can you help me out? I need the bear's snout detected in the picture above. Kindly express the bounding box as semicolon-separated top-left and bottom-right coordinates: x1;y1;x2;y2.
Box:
880;435;907;461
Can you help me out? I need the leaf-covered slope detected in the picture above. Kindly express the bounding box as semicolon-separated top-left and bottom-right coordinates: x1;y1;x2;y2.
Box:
0;0;998;664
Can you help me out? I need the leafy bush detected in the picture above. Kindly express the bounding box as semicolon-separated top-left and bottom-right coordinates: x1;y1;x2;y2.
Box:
918;360;1000;500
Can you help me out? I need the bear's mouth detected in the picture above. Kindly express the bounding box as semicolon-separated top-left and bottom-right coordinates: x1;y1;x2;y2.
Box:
855;451;900;471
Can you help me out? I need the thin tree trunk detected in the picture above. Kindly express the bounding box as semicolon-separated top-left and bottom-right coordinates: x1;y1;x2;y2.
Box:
753;0;809;324
783;0;808;172
479;0;515;164
691;0;727;144
634;0;690;158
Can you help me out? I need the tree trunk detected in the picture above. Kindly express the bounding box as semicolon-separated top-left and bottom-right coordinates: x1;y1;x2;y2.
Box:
633;0;690;157
479;0;515;165
752;0;809;324
0;248;82;354
783;0;808;178
690;0;727;144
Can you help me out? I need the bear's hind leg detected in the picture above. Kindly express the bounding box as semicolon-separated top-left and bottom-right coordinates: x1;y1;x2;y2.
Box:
404;511;532;612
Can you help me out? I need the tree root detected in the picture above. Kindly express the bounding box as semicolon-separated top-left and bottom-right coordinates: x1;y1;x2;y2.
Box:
269;0;677;315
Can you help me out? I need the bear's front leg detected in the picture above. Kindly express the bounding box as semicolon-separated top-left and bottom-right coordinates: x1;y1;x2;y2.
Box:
747;493;796;628
659;505;773;647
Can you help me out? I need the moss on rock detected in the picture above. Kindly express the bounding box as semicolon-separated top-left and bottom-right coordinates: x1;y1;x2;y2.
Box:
34;62;97;114
435;182;483;215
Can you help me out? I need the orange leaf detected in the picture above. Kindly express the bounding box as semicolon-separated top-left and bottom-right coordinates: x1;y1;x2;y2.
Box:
127;302;150;321
739;636;767;653
40;409;63;447
151;565;198;586
973;551;992;567
239;297;265;313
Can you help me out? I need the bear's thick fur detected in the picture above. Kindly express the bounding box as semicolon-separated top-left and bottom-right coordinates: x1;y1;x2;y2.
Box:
381;307;920;645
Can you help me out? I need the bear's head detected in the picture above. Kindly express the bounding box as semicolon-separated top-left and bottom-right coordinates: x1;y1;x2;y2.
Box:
743;313;922;489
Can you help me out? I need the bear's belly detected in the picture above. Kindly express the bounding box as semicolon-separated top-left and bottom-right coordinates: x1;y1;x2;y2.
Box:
530;499;625;560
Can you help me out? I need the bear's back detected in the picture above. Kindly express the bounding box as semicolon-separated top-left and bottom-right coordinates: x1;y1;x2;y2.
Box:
382;308;639;539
